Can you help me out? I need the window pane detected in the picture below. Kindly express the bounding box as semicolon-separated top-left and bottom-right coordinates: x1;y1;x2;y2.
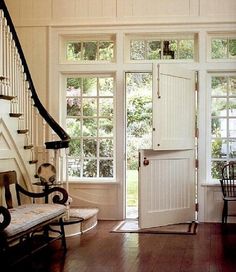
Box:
211;139;227;158
211;118;227;137
82;78;97;96
211;161;227;179
211;38;227;59
67;78;82;95
229;39;236;59
211;98;227;117
69;139;81;156
83;98;97;117
67;42;82;61
98;41;114;61
66;75;114;180
229;119;236;137
130;40;145;60
82;118;97;137
229;77;236;96
83;139;97;157
211;76;227;96
83;159;97;177
229;140;236;158
229;98;236;116
99;118;113;137
147;41;161;60
66;118;81;137
210;75;236;180
164;40;177;59
99;160;113;177
83;41;97;60
67;97;81;116
68;158;81;177
99;98;113;117
99;139;113;157
99;77;113;96
178;39;194;59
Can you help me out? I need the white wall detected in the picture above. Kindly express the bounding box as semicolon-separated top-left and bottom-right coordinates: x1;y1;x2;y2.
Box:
5;0;236;26
4;0;236;221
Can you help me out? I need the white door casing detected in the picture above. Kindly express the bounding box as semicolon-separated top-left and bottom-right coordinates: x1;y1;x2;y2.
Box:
139;64;196;228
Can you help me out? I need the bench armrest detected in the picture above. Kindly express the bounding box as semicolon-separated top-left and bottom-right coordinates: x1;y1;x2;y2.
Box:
0;206;11;231
16;184;68;205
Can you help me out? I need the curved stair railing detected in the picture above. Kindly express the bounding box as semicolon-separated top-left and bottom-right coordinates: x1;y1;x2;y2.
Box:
0;0;70;180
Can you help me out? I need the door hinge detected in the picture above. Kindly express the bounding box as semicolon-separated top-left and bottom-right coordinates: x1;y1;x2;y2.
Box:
138;152;141;169
195;71;199;92
195;203;199;212
195;159;199;169
195;128;199;138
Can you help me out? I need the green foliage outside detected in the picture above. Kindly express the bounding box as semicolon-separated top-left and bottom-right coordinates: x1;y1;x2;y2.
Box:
126;73;152;208
211;76;236;179
130;39;194;60
66;76;114;178
127;170;138;207
67;41;114;61
212;38;236;59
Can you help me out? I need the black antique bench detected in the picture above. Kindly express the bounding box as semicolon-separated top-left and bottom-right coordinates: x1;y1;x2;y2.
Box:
0;170;68;268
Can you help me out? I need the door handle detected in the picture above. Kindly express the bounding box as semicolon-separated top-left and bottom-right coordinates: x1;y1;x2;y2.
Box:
143;157;149;166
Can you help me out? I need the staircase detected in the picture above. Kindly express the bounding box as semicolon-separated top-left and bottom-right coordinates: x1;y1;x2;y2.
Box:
0;0;98;234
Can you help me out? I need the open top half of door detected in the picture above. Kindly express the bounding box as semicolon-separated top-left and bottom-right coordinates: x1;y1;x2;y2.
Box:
139;64;196;229
152;64;195;150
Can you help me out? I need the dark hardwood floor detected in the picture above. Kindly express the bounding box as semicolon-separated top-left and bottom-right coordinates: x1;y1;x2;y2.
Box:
7;221;236;272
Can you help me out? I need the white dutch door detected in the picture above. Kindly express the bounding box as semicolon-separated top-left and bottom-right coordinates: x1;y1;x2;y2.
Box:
139;64;196;228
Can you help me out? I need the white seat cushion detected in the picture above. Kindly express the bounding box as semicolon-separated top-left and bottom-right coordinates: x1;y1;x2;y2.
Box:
4;204;66;238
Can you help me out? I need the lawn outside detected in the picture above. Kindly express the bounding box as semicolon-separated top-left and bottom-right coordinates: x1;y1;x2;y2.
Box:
127;169;138;207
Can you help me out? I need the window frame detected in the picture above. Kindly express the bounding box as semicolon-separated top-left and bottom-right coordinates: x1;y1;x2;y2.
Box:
207;72;236;182
60;34;116;64
207;32;236;62
124;32;198;63
62;73;117;182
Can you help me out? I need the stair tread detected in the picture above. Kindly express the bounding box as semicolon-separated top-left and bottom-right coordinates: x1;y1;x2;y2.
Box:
17;129;29;134
10;113;22;118
24;145;34;149
0;94;15;100
69;207;99;220
29;160;38;164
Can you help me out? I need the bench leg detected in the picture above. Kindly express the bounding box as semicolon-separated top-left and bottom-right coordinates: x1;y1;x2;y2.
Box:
59;218;67;251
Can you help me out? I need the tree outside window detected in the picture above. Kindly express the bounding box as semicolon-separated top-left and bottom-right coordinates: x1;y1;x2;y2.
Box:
211;75;236;179
66;76;114;179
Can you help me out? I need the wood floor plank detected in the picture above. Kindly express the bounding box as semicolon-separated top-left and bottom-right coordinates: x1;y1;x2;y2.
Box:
6;221;236;272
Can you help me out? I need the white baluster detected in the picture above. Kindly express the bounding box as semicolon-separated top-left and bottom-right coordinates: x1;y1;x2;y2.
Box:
0;11;3;80
35;108;39;147
6;26;10;95
2;17;7;95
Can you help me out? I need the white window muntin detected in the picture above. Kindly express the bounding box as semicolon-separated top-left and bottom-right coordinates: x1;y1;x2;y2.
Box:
125;32;197;63
207;32;236;62
208;72;236;182
65;73;116;181
60;34;116;64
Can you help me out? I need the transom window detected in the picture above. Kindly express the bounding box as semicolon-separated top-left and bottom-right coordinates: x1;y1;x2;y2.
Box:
64;36;115;62
209;34;236;60
210;75;236;179
127;34;195;61
65;75;115;179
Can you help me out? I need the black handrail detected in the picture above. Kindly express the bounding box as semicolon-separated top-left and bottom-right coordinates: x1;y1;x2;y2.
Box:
0;0;70;147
